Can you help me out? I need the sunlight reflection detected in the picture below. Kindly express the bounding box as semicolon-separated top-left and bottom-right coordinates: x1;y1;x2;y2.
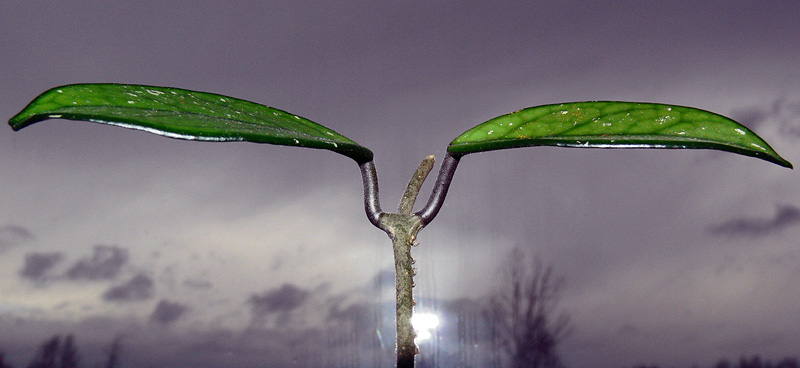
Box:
411;313;440;342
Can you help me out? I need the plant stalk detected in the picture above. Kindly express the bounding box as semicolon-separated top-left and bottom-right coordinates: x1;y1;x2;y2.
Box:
381;213;423;368
359;154;459;367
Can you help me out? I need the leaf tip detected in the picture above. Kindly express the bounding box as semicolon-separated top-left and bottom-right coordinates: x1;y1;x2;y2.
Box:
8;111;35;131
776;157;793;169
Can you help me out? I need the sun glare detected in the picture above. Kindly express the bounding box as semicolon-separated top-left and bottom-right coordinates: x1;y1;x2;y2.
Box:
411;313;440;342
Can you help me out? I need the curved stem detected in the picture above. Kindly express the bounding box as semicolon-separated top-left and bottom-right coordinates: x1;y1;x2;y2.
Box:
414;152;461;225
398;155;436;215
360;160;383;228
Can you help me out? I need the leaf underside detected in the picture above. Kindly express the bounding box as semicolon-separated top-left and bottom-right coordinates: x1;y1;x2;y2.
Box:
9;84;374;164
448;101;792;168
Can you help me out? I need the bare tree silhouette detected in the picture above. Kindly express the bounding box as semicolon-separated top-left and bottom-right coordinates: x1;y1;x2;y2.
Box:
715;359;732;368
623;356;800;368
0;352;13;368
484;248;571;368
58;335;79;368
26;335;60;368
101;336;123;368
24;334;80;368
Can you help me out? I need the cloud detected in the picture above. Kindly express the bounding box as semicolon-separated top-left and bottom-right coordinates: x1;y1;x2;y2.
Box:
326;302;375;336
372;269;395;288
66;245;129;280
617;324;641;337
731;98;800;136
248;284;310;318
708;204;800;237
0;225;34;251
183;279;213;290
150;300;189;325
103;274;154;302
19;252;64;281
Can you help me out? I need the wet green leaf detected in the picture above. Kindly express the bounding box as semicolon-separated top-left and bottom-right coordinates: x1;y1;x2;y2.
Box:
448;102;791;168
9;84;374;163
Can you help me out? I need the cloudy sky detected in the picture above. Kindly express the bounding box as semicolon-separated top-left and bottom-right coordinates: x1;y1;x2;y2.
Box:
1;1;799;367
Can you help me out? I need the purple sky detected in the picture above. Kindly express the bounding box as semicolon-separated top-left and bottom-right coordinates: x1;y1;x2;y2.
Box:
1;1;799;367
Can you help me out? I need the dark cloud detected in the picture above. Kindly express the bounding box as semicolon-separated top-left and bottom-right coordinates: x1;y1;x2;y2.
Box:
66;245;129;280
326;302;388;345
731;107;770;130
372;269;394;288
248;284;310;318
617;324;641;337
0;225;34;251
103;274;154;302
327;303;371;328
731;98;800;136
19;252;63;280
709;205;800;237
150;300;189;325
183;279;213;290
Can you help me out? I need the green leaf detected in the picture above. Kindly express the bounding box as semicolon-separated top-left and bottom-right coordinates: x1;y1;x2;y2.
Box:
9;84;374;164
448;101;792;168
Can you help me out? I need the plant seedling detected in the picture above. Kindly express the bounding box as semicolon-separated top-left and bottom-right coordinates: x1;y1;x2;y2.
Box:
9;84;793;367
